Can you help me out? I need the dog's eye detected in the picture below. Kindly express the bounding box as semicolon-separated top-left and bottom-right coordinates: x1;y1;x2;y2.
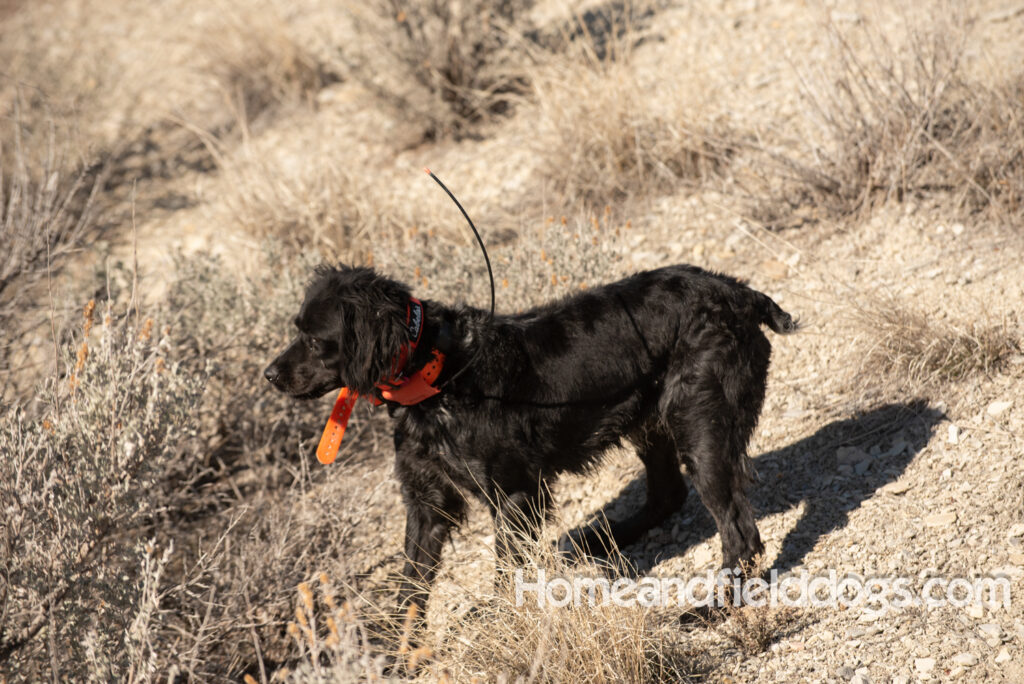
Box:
306;337;324;352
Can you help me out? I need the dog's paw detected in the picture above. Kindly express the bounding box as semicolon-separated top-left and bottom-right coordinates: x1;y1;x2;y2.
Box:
556;524;614;560
678;604;727;627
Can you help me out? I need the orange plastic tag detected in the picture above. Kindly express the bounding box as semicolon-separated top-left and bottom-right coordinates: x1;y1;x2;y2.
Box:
316;388;358;464
380;351;445;404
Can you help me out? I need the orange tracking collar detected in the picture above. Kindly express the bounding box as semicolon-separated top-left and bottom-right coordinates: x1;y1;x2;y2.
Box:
316;298;445;464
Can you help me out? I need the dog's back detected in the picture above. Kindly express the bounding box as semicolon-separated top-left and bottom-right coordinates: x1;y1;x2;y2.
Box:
490;264;795;401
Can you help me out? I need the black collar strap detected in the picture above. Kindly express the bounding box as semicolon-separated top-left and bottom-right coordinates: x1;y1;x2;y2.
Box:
408;297;425;347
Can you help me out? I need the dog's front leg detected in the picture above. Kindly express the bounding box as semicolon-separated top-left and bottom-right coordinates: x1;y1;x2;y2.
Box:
393;442;465;636
396;497;454;622
490;488;548;584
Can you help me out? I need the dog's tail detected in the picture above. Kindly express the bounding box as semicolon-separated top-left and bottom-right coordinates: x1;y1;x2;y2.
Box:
750;290;799;334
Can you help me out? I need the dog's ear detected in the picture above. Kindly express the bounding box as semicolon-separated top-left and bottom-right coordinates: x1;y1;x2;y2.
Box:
349;281;410;392
323;267;412;393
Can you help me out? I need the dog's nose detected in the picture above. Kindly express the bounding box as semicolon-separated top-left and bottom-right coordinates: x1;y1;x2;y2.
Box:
264;364;280;385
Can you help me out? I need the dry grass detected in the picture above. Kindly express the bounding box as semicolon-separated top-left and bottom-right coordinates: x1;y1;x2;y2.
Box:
441;582;688;682
720;603;800;656
430;510;703;683
852;293;1019;388
747;5;1024;226
342;0;535;140
184;0;338;126
276;526;703;683
0;0;332;140
532;23;734;209
213;135;466;258
215;141;374;253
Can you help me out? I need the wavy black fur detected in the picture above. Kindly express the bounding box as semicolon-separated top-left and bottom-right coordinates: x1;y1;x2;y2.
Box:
265;263;798;623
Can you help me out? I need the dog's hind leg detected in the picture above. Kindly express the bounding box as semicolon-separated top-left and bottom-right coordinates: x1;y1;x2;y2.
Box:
668;379;765;572
561;430;688;556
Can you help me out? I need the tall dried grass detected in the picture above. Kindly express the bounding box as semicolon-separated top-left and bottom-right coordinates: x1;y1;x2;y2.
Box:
342;0;536;140
278;525;701;683
852;293;1019;388
748;5;1024;225
531;11;734;209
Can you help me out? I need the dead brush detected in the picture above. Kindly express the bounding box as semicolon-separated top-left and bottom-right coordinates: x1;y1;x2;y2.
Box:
341;0;535;140
852;294;1019;387
211;119;470;255
746;4;1024;225
279;574;399;681
214;143;378;253
720;602;800;656
0;295;206;679
532;21;734;208
434;522;699;682
0;121;108;399
189;0;337;123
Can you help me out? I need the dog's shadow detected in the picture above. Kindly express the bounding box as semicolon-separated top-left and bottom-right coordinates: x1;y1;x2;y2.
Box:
565;399;945;576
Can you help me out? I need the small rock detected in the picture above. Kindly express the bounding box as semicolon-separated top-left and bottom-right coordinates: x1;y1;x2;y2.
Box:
850;675;870;684
925;512;957;527
837;666;855;679
979;623;1002;640
1009;552;1024;566
892;677;909;684
995;647;1012;664
967;605;986;619
952;652;978;667
947;424;959;444
952;222;965;236
993;565;1024;579
1009;523;1024;538
691;544;715;568
761;258;788;279
915;657;936;673
846;626;866;638
881;479;912;495
837;445;868;465
883;439;908;457
631;250;657;264
987;400;1012;417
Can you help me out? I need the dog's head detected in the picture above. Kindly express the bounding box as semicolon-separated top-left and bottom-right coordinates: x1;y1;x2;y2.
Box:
264;265;413;398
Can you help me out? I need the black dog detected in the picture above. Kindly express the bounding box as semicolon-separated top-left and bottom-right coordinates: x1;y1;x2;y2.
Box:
265;264;797;620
